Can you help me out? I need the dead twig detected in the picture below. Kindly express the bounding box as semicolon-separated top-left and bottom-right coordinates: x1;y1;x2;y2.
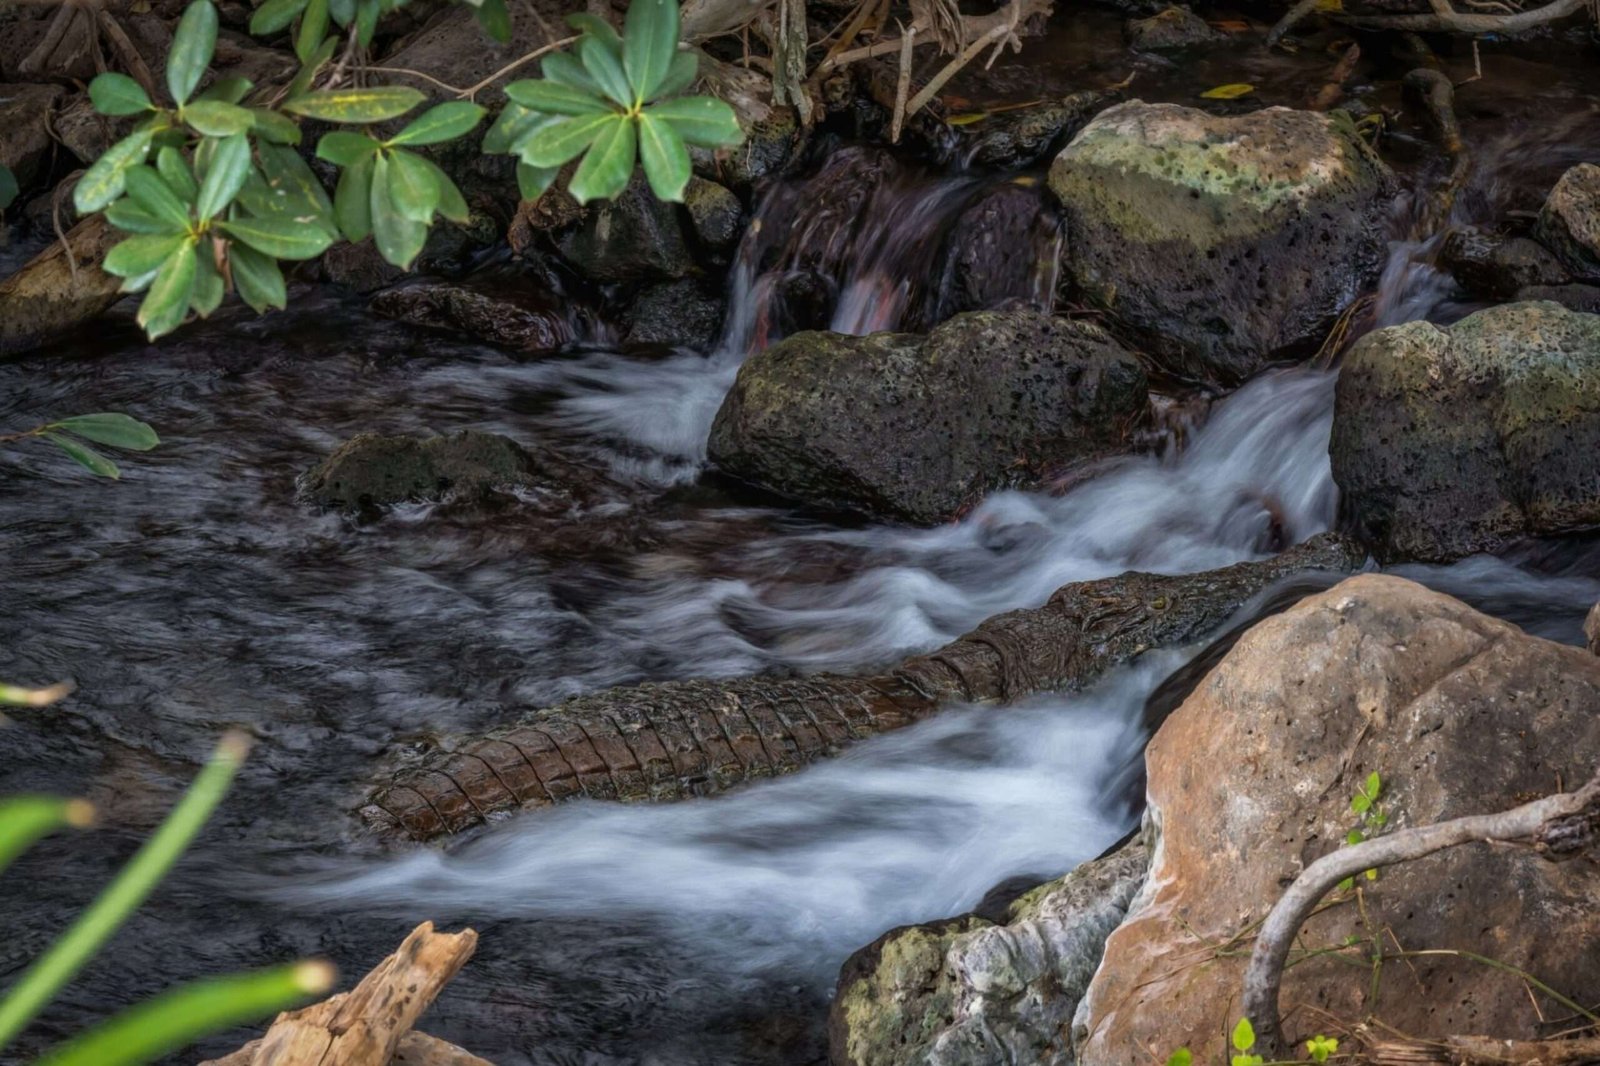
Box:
888;22;915;142
1334;0;1584;32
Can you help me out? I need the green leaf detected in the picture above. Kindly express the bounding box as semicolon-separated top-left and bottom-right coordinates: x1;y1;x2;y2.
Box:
369;152;427;269
482;102;554;155
645;95;741;146
51;413;160;450
315;131;380;166
566;11;623;49
474;0;511;43
197;75;253;104
353;0;378;45
1165;1051;1193;1066
543;51;600;94
653;49;698;100
0;796;93;873
190;243;225;316
568;113;635;203
1231;1017;1255;1053
519;112;615;168
388;101;486;147
136;239;200;338
155;147;199;202
255;142;336;234
295;0;329;62
167;0;219;107
182;99;254;135
89;72;153;116
623;0;679;106
515;161;558;201
1366;866;1379;881
103;233;189;278
386;148;439;223
44;434;120;478
197;133;251;221
333;152;374;240
104;199;170;235
1337;876;1354;892
283;35;337;101
0;164;16;211
637;111;689;201
73;128;155;214
229;242;287;312
0;735;248;1048
1306;1035;1338;1064
504;78;612;116
283;85;424;123
250;108;302;145
124;166;193;230
417;157;469;223
1365;771;1381;801
219;216;334;260
32;962;332;1066
1346;828;1365;845
1350;792;1370;814
579;34;634;107
1231;1057;1263;1066
250;0;310;34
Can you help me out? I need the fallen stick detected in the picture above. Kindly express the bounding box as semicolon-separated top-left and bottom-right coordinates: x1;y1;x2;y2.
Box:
1333;0;1585;33
1367;1034;1600;1064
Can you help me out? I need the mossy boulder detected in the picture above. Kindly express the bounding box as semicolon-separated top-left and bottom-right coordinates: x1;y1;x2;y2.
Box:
1124;6;1222;50
1048;101;1393;386
1330;301;1600;562
830;840;1148;1066
1535;163;1600;280
707;310;1148;523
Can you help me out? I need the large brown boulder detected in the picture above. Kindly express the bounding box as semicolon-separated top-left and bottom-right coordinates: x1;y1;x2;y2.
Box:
708;310;1149;523
1048;102;1393;386
1076;574;1600;1063
1535;163;1600;280
1329;301;1600;563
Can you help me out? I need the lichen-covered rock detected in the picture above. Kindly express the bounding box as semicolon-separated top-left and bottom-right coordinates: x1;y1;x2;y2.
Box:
623;278;725;351
958;92;1113;171
683;177;743;252
1440;225;1569;298
830;840;1148;1066
1077;575;1600;1063
370;278;579;352
1534;162;1600;280
1330;301;1600;563
708;310;1149;523
556;171;693;283
302;430;570;510
0;84;64;191
1515;282;1600;314
1124;6;1222;50
1048;102;1393;385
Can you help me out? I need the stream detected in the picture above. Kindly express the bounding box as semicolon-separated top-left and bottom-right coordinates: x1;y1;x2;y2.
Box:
2;14;1599;1066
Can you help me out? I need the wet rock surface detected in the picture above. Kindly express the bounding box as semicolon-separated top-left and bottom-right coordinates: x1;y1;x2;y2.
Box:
1048;102;1393;386
830;839;1148;1066
623;278;726;350
1077;574;1600;1063
926;182;1061;322
957;92;1113;171
370;278;579;353
1330;301;1600;563
708;310;1149;523
556;172;695;283
1123;6;1222;50
1440;225;1569;298
1535;162;1600;279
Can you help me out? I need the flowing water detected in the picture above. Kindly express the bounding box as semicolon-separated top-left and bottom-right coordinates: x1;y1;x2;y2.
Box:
3;23;1599;1066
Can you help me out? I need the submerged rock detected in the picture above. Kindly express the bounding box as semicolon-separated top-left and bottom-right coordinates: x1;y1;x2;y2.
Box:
708;310;1149;523
831;839;1148;1066
1078;574;1600;1062
1330;301;1600;563
1048;102;1393;386
302;430;588;511
1535;162;1600;280
1124;6;1222;50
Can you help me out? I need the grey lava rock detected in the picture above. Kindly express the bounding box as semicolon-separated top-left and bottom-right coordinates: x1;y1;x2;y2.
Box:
1124;6;1223;50
556;171;693;283
1330;301;1600;563
924;181;1061;323
623;278;725;350
1048;102;1394;386
958;91;1114;171
303;431;549;510
708;310;1149;523
1440;225;1569;298
370;279;576;352
683;177;744;252
1535;162;1600;280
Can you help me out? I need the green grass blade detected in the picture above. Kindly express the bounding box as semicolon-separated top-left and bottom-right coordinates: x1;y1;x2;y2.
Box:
0;797;94;875
0;733;249;1053
32;961;334;1066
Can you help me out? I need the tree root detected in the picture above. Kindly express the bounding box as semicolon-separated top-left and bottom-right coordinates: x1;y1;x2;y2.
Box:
1333;0;1587;33
1366;1034;1600;1064
1242;772;1600;1059
1401;68;1468;235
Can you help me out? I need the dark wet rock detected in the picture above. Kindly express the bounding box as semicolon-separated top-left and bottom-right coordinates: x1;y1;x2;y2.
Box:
1515;282;1600;314
1330;301;1600;563
1440;225;1569;298
557;171;693;283
1079;575;1600;1063
370;279;577;353
683;177;743;253
54;93;128;168
378;4;559;106
0;215;121;357
1587;601;1600;654
623;278;725;351
924;181;1061;323
1048;102;1393;386
1124;6;1222;50
708;310;1148;523
830;839;1148;1066
0;84;64;191
691;106;800;193
957;91;1113;170
1534;163;1600;280
765;146;900;282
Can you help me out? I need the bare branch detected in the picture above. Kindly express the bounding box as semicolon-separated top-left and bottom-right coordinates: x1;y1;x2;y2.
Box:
1334;0;1584;32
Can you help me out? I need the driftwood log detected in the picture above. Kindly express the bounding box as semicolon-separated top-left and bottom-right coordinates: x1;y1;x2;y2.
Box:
200;922;487;1066
360;533;1366;841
